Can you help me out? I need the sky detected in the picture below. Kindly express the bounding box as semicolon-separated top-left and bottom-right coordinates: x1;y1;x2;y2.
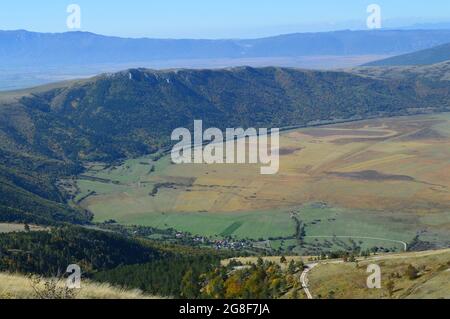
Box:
0;0;449;38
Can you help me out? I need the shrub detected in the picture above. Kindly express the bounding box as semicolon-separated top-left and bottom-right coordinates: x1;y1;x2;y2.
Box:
406;265;419;280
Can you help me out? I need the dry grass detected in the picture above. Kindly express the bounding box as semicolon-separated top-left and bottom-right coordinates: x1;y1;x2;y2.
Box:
0;224;47;233
224;250;450;299
308;249;450;299
0;273;161;299
82;114;450;217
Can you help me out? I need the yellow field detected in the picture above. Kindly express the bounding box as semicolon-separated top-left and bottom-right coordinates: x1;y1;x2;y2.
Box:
77;113;450;244
83;113;450;214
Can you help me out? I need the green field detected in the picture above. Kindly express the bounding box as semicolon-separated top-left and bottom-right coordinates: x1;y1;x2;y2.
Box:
100;209;295;240
74;114;450;252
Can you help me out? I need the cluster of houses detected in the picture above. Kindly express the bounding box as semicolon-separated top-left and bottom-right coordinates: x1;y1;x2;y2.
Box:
175;232;250;250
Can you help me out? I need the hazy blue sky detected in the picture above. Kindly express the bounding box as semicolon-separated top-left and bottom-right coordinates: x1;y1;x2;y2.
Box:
0;0;449;38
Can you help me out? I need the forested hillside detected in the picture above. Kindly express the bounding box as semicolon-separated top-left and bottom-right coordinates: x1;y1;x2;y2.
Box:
0;227;161;275
1;66;449;225
0;226;232;298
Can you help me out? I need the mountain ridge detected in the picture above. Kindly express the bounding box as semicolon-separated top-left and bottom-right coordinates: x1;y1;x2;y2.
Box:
4;28;450;90
2;29;450;68
365;42;450;66
0;65;449;225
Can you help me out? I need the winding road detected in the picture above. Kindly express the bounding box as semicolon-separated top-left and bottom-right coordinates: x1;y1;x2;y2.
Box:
297;235;408;299
299;249;448;299
300;263;318;299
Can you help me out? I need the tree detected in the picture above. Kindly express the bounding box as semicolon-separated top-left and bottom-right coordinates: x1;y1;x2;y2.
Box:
224;275;243;299
280;256;287;264
296;260;305;271
24;223;31;232
288;260;296;274
201;273;225;299
180;269;199;299
257;257;264;267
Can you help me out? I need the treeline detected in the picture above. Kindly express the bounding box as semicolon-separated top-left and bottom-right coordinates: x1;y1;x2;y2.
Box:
0;227;161;276
0;226;240;298
196;258;305;299
94;255;221;298
93;236;239;297
94;257;305;299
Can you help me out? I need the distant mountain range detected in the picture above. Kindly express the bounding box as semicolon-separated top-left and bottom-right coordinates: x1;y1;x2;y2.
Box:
2;29;450;90
365;43;450;66
2;29;450;68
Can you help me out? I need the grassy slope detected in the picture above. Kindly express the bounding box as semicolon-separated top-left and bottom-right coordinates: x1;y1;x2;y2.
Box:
0;273;159;299
226;249;450;299
308;249;450;299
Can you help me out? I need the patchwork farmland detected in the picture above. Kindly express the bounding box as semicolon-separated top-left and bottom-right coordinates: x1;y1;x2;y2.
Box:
74;113;450;253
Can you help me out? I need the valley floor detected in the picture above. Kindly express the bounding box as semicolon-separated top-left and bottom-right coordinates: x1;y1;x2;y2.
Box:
73;113;450;254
